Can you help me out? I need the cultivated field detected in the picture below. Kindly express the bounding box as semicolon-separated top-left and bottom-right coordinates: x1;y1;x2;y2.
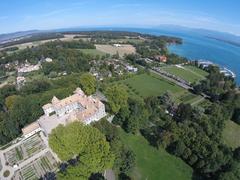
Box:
223;120;240;149
120;129;193;180
95;44;136;57
0;34;89;51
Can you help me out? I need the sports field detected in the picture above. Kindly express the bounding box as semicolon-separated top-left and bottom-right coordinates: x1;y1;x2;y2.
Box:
119;129;193;180
161;65;208;83
223;120;240;149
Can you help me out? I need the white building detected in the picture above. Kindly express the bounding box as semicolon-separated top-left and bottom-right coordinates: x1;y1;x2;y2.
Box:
22;88;106;136
18;62;41;74
16;76;26;89
22;122;41;139
113;44;122;47
126;65;138;73
45;57;53;62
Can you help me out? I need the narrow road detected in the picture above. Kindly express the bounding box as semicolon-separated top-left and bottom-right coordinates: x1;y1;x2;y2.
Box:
191;97;205;106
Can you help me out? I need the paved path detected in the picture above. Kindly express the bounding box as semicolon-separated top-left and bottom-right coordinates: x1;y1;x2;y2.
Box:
191;97;205;106
0;138;24;180
104;169;115;180
0;132;60;180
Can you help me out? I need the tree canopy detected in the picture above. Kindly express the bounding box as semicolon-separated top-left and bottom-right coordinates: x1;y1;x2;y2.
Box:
105;84;128;114
79;73;97;95
49;122;114;179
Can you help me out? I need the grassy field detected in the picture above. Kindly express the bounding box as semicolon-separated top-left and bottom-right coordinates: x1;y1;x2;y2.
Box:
78;49;107;56
119;129;193;180
184;65;209;77
223;120;240;149
117;73;201;105
161;65;208;83
119;73;184;98
176;91;204;105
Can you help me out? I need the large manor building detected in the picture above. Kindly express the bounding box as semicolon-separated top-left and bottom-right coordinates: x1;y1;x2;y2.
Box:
22;88;106;138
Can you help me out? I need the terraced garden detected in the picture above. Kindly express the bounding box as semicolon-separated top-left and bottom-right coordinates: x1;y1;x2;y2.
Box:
14;151;58;180
4;134;46;166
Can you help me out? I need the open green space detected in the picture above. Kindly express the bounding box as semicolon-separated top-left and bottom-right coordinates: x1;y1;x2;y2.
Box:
116;73;200;104
161;65;207;83
177;91;204;105
184;65;209;77
119;73;184;98
78;49;107;56
119;129;193;180
223;120;240;149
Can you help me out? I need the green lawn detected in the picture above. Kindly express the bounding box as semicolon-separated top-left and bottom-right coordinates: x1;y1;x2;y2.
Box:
119;129;193;180
177;92;204;105
119;73;184;98
223;120;240;149
78;49;107;56
184;65;209;77
161;65;207;83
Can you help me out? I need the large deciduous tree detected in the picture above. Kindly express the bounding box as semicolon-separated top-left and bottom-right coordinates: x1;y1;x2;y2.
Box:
79;73;97;95
49;122;114;179
105;85;128;114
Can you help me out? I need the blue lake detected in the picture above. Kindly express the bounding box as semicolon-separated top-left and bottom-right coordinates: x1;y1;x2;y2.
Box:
130;28;240;84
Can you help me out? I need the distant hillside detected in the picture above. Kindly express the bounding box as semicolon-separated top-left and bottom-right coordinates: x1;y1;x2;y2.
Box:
154;25;240;47
193;28;240;46
0;30;39;44
0;32;63;48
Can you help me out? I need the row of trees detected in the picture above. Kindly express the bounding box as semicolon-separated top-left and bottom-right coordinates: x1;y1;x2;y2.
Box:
93;119;136;179
2;39;95;67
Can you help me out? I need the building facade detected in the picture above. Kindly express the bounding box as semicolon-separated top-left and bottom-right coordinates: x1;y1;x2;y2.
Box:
22;88;106;137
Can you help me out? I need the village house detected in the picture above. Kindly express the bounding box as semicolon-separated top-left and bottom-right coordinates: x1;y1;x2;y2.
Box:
17;60;41;75
16;76;26;89
154;55;168;63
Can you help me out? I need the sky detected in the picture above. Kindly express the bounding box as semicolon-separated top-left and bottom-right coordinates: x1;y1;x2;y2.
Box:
0;0;240;35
